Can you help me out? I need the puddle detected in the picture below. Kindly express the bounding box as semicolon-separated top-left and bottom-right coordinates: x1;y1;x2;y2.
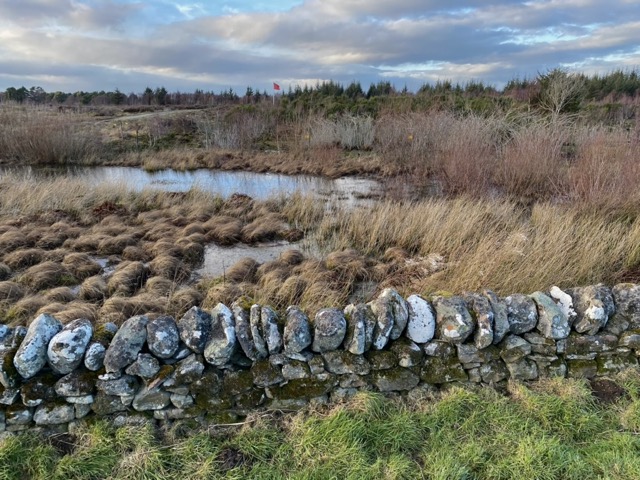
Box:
0;165;381;204
196;241;315;278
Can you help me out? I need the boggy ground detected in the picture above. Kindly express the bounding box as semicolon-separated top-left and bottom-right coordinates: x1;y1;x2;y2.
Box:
2;174;640;330
2;374;640;479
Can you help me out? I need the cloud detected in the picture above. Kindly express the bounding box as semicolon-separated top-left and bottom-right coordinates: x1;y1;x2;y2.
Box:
0;0;638;93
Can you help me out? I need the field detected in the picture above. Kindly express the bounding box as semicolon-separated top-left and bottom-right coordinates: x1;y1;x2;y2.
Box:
1;74;640;478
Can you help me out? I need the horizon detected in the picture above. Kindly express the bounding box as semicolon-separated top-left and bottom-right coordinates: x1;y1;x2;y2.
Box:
1;1;639;94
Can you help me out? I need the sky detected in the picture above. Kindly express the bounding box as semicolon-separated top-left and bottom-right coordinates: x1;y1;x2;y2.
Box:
0;0;638;94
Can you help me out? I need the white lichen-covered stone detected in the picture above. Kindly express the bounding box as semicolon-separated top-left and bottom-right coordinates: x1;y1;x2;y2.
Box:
464;293;494;349
343;303;375;354
147;316;180;359
405;294;436;344
14;313;62;379
504;294;538;334
233;299;259;360
433;296;475;344
34;404;75;425
125;353;160;379
103;315;148;373
178;306;212;353
250;304;269;358
369;288;408;349
531;292;570;339
84;342;106;371
549;286;577;325
47;318;93;375
283;306;312;354
312;308;347;352
261;306;282;354
204;303;237;366
566;284;614;335
484;290;510;344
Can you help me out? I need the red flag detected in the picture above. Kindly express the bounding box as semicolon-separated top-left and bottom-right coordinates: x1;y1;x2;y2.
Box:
273;82;281;91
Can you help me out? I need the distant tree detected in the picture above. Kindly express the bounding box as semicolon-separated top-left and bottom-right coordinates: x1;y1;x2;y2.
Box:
142;87;153;105
111;88;126;105
536;69;585;120
155;87;168;105
345;81;364;100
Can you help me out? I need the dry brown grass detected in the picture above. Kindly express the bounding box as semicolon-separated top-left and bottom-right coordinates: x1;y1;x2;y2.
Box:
144;276;176;297
241;213;288;243
96;233;139;255
18;261;76;291
225;257;259;283
99;294;163;325
203;216;243;245
3;248;45;270
168;287;203;317
280;249;305;266
6;295;49;325
147;240;182;258
0;262;11;281
178;241;205;266
148;254;191;282
0;230;28;255
62;253;102;280
107;261;148;297
201;282;244;309
79;275;108;302
122;246;151;262
44;286;77;303
0;281;25;302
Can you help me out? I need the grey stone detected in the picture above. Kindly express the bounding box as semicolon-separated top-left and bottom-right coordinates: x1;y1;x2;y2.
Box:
75;403;92;419
343;303;375;354
331;388;358;402
96;375;140;396
499;335;532;363
365;350;398;370
549;286;578;326
468;368;482;383
405;294;436;344
390;338;424;367
424;340;457;358
178;306;212;354
0;388;19;405
170;393;194;409
456;344;499;364
479;360;509;383
619;330;640;349
312;308;347;352
284;306;311;354
565;333;617;355
92;392;128;415
597;352;638;375
165;354;204;386
612;283;640;329
125;353;161;379
282;360;310;380
20;375;57;407
566;359;598;379
433;296;475;344
204;303;237;366
261;306;282;354
465;293;494;349
84;342;106;371
369;288;408;349
47;318;93;375
5;407;32;425
0;346;19;388
322;351;371;375
55;370;96;397
484;290;510;344
233;299;259;361
251;359;284;387
339;374;368;388
531;292;570;339
523;332;556;355
34;404;75;425
103;315;148;373
14;313;62;379
147;315;180;359
65;395;94;404
250;304;268;358
421;357;468;383
566;285;614;335
308;355;326;375
504;294;538;334
132;385;171;411
505;358;538;380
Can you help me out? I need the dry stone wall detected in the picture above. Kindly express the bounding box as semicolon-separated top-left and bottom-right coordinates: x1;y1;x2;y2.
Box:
2;283;640;434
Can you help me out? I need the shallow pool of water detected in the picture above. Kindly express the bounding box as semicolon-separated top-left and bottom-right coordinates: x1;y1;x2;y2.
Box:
0;165;381;203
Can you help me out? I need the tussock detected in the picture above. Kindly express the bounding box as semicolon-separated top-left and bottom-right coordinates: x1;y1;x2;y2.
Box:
62;252;102;280
51;301;98;324
44;248;70;263
144;276;176;297
181;223;205;236
148;254;191;282
275;275;307;307
3;248;45;270
79;275;108;302
203;216;242;245
0;281;25;301
44;286;76;303
179;241;205;266
280;249;305;265
7;295;49;324
226;257;259;283
107;261;148;297
147;240;182;258
0;230;28;255
202;282;243;309
168;287;203;317
18;261;76;291
143;222;177;242
122;245;151;262
0;262;11;281
241;213;287;243
96;234;138;255
65;234;109;252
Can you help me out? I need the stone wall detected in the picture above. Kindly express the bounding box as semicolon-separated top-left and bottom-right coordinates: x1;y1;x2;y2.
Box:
2;283;640;434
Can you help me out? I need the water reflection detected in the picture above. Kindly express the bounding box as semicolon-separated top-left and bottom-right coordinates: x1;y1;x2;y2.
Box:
0;165;381;203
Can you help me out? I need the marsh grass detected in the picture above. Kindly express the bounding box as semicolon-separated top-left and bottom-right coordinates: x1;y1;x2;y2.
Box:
3;373;640;479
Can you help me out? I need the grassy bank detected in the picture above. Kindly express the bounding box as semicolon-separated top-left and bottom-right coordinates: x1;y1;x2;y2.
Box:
2;373;640;479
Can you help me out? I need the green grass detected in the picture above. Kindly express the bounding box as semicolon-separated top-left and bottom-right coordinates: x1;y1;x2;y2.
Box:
4;372;640;479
